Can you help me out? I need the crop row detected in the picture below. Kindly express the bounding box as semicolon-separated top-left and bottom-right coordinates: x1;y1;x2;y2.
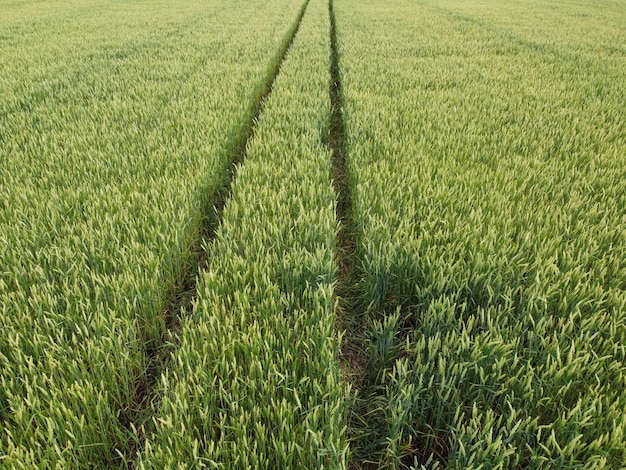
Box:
0;0;304;466
335;0;626;467
137;0;348;466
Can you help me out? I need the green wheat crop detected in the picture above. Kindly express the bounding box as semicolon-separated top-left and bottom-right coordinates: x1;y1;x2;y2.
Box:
138;0;348;467
0;0;304;466
335;0;626;467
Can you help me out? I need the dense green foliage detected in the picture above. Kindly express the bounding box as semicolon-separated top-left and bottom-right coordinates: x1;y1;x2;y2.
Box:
335;0;626;467
0;0;303;466
138;0;348;466
2;0;625;467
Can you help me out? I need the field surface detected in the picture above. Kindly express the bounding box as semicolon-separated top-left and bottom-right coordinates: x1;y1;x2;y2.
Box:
1;0;625;468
